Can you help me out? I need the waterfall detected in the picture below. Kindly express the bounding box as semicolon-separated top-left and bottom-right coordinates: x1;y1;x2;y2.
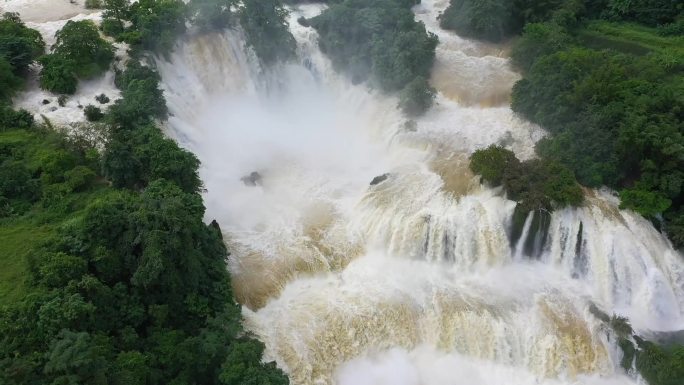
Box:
152;2;684;384
11;1;681;384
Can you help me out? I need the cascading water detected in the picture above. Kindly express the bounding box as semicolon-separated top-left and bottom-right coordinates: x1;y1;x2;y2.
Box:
157;1;684;384
8;0;683;384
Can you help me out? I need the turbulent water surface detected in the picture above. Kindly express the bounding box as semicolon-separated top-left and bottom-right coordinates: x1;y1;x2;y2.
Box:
7;0;684;384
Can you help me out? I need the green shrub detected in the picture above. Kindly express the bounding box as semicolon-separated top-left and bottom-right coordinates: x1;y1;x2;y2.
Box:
470;145;583;210
635;341;684;385
85;0;104;9
439;0;515;42
469;145;519;186
51;20;115;79
38;55;78;95
308;0;437;114
0;105;33;130
190;0;237;30
100;17;125;38
65;165;96;192
0;56;23;103
239;0;296;65
511;22;574;72
0;12;45;75
619;186;672;218
94;93;110;104
128;0;187;55
398;77;436;116
84;105;104;122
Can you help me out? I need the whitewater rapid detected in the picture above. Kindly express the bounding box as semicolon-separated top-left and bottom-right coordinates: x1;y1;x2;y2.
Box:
157;1;684;384
6;1;683;384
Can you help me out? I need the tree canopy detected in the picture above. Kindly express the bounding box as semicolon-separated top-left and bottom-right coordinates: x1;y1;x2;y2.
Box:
39;20;114;95
307;0;438;115
0;10;289;385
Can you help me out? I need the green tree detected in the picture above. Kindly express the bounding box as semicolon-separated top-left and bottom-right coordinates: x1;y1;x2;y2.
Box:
239;0;296;65
51;20;115;79
619;186;672;218
36;252;87;288
38;55;78;94
511;22;574;72
190;0;237;30
129;0;188;54
398;76;436;116
0;12;45;75
469;145;519;186
439;0;515;42
44;330;111;384
219;338;288;385
0;57;22;102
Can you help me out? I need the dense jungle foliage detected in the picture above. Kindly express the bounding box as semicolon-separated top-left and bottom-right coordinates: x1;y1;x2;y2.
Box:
0;4;289;385
451;0;683;250
304;0;438;115
470;145;584;212
100;0;297;64
456;1;682;383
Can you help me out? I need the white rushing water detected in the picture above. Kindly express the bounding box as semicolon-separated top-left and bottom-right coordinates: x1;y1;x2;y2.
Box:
7;1;684;384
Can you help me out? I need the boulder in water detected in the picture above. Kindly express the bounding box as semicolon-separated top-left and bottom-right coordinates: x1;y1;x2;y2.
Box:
241;171;262;187
370;173;390;186
403;120;417;132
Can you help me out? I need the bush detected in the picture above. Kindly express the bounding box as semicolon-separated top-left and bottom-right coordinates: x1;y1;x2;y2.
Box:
510;22;574;72
190;0;237;30
108;61;167;127
83;105;104;122
469;145;518;186
65;165;96;192
94;93;110;104
619;187;672;218
57;95;68;107
470;145;583;210
439;0;515;42
51;20;115;79
128;0;187;55
239;0;296;65
0;106;33;130
398;76;436;116
602;0;683;26
0;160;33;198
438;0;581;42
38;55;78;95
0;12;45;75
100;17;125;38
0;56;23;103
635;341;684;385
85;0;104;9
309;0;437;114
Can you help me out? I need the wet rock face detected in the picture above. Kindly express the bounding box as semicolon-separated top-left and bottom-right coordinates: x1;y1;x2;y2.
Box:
241;171;262;186
370;173;390;186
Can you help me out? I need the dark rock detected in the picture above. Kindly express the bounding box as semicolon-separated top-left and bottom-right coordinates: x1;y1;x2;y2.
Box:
241;171;262;187
370;173;390;186
42;99;50;105
403;120;417;132
509;205;551;259
209;219;223;239
297;16;310;28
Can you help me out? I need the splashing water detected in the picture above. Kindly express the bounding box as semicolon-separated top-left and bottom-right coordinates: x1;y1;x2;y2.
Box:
159;1;683;384
10;1;684;384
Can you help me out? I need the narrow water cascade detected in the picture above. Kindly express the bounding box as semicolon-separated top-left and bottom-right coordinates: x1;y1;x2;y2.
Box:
154;1;684;385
